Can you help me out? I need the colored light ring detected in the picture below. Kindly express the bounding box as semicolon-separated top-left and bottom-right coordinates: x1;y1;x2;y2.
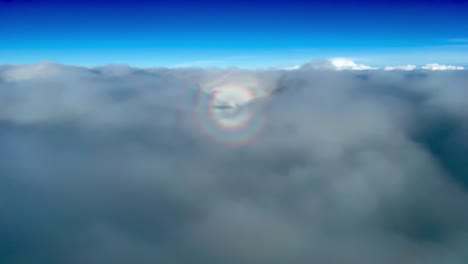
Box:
209;85;255;130
195;84;267;146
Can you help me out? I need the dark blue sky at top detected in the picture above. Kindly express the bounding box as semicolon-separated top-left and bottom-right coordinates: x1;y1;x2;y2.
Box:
1;0;468;67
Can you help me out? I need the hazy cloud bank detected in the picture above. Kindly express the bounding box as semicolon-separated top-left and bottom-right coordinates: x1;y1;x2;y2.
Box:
1;62;468;264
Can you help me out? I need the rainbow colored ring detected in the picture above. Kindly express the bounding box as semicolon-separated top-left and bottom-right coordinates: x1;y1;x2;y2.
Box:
195;83;267;146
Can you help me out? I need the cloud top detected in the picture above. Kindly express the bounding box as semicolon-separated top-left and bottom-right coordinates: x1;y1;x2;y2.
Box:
384;65;417;71
295;59;465;71
329;57;378;70
1;63;468;264
421;63;465;71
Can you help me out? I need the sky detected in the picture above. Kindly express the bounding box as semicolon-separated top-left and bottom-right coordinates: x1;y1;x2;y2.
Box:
1;0;468;67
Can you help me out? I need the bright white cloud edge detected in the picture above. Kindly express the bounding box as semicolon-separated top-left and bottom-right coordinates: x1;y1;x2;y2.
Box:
284;58;465;71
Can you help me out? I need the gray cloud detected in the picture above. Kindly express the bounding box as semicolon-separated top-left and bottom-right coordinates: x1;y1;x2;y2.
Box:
0;63;468;264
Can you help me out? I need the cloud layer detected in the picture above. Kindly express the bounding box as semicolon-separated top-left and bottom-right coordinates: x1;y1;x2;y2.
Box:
292;59;465;71
384;65;417;71
421;63;465;71
1;63;468;264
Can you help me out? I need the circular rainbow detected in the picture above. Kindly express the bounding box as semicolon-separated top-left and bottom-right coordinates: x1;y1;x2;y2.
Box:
195;83;267;146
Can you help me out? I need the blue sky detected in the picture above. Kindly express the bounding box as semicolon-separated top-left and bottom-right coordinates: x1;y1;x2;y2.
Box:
1;0;468;68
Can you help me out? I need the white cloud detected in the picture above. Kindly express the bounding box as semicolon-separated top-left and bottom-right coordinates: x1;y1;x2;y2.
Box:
302;60;464;72
300;58;377;71
283;65;301;71
329;58;377;70
1;62;92;82
384;65;417;71
2;62;61;81
421;63;464;71
2;63;468;263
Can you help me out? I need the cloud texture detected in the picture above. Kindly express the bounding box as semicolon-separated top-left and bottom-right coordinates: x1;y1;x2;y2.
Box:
1;63;468;264
384;65;417;71
421;64;465;71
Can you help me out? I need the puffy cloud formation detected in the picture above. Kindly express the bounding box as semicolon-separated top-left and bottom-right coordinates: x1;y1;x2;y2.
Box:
384;65;417;71
1;63;468;264
328;58;377;70
300;58;377;71
298;59;465;71
422;63;465;71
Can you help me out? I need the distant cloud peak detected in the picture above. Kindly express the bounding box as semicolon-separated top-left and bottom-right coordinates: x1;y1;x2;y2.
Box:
296;59;465;72
421;63;465;71
384;65;417;71
329;58;378;70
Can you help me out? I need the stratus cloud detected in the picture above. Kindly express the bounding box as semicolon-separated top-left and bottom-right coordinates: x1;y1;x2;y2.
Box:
1;63;468;264
421;63;465;71
384;65;417;71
